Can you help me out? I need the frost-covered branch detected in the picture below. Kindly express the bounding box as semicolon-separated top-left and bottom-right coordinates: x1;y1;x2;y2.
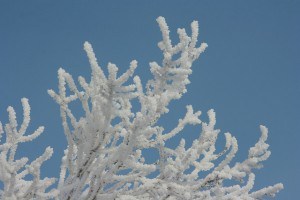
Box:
0;98;57;199
46;16;283;199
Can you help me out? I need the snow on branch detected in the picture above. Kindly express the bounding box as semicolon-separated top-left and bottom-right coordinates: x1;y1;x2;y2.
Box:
0;15;283;200
0;98;57;199
46;16;283;199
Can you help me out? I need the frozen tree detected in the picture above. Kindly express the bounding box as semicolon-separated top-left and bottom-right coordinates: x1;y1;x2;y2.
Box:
0;17;282;199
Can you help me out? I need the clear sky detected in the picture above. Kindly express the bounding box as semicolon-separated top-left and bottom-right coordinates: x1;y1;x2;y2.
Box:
0;1;299;199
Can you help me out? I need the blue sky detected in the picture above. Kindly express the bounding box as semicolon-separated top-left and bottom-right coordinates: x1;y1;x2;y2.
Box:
0;1;299;199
